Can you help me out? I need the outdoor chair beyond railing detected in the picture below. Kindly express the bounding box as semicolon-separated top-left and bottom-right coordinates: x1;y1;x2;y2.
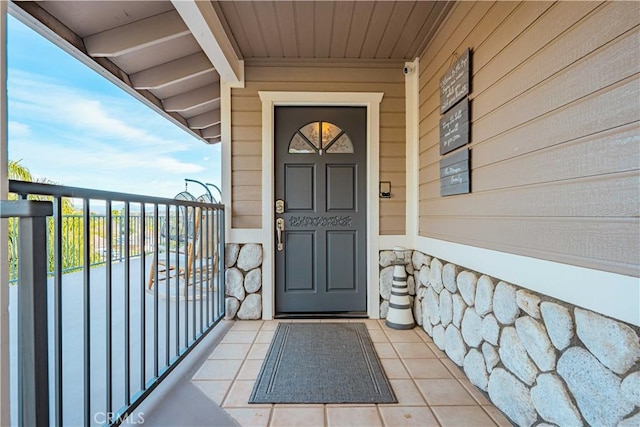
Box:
6;180;226;427
147;191;219;298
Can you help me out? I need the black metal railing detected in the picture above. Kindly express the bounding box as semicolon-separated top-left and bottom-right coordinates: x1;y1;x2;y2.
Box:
8;213;162;283
8;180;226;426
1;199;53;427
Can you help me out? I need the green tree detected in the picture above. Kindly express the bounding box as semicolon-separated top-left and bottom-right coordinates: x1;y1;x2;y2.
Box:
7;160;88;282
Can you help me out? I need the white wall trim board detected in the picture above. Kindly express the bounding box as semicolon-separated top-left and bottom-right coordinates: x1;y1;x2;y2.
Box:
416;236;640;326
258;91;384;320
405;57;420;250
379;235;408;249
228;229;262;244
220;74;245;243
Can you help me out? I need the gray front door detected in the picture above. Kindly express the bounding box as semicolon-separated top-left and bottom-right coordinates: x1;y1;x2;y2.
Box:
275;106;367;314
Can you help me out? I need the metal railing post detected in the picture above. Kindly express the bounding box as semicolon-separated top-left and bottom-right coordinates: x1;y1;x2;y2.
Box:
0;200;52;427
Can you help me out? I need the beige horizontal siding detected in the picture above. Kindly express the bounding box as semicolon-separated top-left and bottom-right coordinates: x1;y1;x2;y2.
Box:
231;63;406;233
418;1;640;277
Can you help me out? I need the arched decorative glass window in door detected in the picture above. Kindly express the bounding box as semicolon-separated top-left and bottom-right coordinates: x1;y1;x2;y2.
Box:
288;121;354;154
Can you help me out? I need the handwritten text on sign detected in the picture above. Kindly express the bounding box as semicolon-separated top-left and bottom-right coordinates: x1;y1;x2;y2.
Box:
440;49;470;114
440;148;470;196
440;98;469;155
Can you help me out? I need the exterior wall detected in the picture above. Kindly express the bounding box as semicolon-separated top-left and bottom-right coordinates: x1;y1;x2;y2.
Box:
231;62;407;234
417;1;640;277
379;249;640;426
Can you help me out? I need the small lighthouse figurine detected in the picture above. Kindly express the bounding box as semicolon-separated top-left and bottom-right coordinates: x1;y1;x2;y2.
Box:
385;246;416;330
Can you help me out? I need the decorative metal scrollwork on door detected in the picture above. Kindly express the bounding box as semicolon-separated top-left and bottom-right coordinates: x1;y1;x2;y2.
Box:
288;216;353;227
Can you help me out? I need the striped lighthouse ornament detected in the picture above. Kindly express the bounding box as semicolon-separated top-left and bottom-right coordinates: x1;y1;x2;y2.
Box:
385;246;416;330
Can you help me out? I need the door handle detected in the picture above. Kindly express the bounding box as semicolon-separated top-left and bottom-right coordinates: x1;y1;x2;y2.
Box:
276;218;285;251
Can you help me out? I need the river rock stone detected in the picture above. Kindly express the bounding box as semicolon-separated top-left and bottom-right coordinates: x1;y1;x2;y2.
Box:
558;347;633;427
488;368;537;427
515;316;556;371
621;371;640;407
493;281;519;325
452;293;467;328
531;373;583;427
445;325;467;366
379;266;393;300
412;251;429;269
225;297;240;319
619;413;640;427
482;314;500;346
413;296;422;326
516;290;541;318
244;268;262;293
225;267;245;301
482;342;500;373
540;302;574;350
237;243;262;271
379;250;396;267
433;324;445;350
419;265;430;287
457;271;477;306
464;349;489;391
429;258;444;293
407;276;416;296
380;300;389;319
237;293;261;320
225;243;240;267
424;287;440;326
461;307;483;348
405;261;414;275
475;275;494;316
442;263;458;293
575;308;640;375
417;284;426;300
499;327;538;385
423;317;433;336
439;289;453;327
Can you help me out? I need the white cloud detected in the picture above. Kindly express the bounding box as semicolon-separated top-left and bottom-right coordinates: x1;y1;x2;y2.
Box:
8;70;219;197
9;70;191;153
8;121;30;137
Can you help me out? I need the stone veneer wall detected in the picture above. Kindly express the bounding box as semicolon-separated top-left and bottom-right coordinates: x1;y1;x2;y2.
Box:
379;250;640;427
225;243;263;320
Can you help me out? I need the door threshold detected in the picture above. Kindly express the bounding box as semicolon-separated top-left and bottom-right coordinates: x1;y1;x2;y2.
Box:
275;312;368;319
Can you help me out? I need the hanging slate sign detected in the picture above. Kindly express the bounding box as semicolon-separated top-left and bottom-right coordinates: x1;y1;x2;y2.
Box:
440;49;470;114
440;148;470;196
440;98;469;155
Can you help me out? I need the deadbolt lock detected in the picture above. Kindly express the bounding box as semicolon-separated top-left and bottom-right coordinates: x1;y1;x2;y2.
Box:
275;199;285;214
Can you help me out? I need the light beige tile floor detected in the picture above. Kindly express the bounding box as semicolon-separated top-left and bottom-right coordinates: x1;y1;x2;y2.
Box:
191;320;512;427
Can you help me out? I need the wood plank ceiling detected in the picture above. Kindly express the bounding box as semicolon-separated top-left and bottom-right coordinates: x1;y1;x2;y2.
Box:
9;1;452;144
214;1;451;60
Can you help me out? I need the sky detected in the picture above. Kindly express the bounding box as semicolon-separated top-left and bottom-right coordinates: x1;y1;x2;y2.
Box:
7;15;221;199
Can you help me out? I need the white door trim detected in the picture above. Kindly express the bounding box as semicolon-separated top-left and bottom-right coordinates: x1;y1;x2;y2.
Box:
258;91;384;319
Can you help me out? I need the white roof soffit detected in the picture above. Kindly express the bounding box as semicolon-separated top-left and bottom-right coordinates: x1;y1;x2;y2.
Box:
171;0;243;84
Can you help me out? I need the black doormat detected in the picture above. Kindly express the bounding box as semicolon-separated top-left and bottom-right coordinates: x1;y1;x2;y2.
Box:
249;322;397;404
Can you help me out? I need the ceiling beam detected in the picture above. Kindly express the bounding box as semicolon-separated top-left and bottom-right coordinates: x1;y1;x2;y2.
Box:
163;84;220;113
130;52;215;90
84;10;190;57
8;1;206;142
201;123;221;139
188;109;221;129
171;0;243;83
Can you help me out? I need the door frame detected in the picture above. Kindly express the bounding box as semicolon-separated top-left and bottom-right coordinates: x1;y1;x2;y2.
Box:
259;91;384;320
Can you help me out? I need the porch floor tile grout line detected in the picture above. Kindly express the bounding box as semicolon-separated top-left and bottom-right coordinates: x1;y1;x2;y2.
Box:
220;321;265;410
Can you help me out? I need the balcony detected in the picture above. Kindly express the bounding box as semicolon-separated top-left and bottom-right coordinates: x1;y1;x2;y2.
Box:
3;179;514;427
4;180;225;426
